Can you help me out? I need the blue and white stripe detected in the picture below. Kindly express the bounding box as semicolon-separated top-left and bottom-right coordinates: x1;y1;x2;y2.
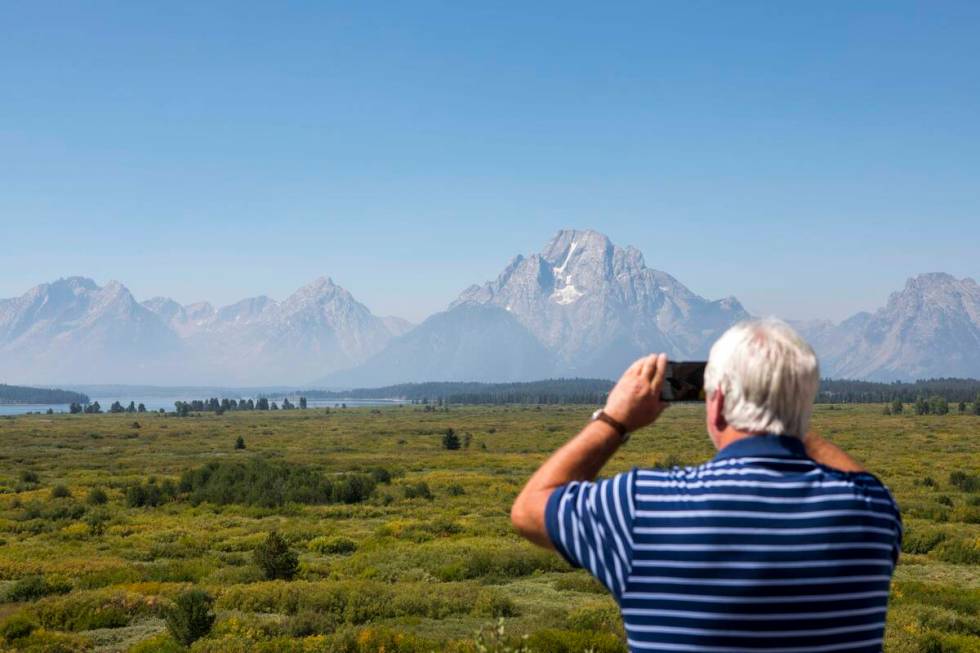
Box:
545;434;902;653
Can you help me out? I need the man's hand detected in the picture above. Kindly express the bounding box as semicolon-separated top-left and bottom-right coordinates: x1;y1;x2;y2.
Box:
603;353;670;433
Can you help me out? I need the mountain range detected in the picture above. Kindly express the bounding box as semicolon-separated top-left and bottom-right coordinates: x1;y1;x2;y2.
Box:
1;229;976;386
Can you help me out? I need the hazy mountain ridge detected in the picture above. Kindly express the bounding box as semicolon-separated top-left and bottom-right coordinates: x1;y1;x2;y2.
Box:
331;232;978;386
800;273;980;381
0;276;409;385
2;233;976;386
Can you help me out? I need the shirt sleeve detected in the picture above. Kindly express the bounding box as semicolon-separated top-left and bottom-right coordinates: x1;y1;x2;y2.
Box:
544;470;636;598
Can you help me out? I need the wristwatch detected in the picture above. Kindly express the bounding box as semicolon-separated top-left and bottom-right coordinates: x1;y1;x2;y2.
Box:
591;409;630;444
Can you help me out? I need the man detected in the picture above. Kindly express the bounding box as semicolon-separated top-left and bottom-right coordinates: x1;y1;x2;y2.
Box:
511;319;902;653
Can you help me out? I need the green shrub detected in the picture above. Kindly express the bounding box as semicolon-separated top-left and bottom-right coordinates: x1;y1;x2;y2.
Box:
566;604;622;633
179;459;377;507
553;574;607;594
86;487;108;505
254;531;299;580
165;588;215;647
526;628;626;653
0;613;35;642
892;581;980;616
337;625;441;653
473;618;532;653
472;589;518;618
902;526;947;554
950;471;980;493
234;435;246;450
434;544;566;581
85;507;111;535
27;590;149;631
50;484;72;499
216;580;477;624
128;632;185;653
309;536;357;555
286;609;342;637
369;467;392;484
126;478;177;508
951;505;980;524
933;538;980;565
915;631;980;653
4;575;72;602
403;482;433;500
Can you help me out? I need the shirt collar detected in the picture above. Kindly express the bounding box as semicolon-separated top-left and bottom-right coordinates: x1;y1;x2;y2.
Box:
711;434;808;462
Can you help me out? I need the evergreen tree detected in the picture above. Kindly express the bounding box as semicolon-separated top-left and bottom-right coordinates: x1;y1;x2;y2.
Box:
299;397;307;409
137;403;146;413
890;398;903;415
235;436;245;450
442;428;461;450
256;398;269;411
253;531;299;580
914;397;928;415
974;393;980;415
109;401;125;413
69;402;82;414
165;589;215;646
959;401;967;413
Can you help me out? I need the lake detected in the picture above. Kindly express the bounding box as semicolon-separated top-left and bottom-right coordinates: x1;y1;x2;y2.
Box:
0;397;409;416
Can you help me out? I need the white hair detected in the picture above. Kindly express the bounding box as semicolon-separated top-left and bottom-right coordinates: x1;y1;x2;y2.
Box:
704;318;820;438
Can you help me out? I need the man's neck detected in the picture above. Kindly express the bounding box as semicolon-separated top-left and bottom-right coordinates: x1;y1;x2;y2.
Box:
713;427;767;452
713;427;867;473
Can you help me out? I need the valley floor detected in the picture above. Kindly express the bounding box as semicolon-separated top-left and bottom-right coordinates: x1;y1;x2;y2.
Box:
0;404;976;652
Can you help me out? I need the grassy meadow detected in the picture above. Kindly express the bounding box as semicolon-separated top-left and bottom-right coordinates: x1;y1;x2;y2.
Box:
0;403;977;652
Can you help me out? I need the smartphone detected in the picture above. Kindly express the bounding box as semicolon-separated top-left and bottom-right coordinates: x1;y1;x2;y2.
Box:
660;361;707;402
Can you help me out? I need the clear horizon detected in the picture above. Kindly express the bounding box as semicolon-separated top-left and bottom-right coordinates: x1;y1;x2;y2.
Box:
2;3;977;323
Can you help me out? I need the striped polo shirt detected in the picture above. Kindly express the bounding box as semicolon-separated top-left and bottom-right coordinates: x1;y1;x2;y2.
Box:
545;434;902;653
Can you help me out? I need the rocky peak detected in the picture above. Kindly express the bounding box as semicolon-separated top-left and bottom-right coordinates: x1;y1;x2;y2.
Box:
450;229;749;369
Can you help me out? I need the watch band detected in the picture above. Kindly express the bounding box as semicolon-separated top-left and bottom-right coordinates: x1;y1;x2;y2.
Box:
591;409;630;443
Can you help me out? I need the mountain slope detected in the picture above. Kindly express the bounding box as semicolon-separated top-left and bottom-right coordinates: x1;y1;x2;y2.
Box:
0;277;180;384
319;304;555;387
809;273;980;381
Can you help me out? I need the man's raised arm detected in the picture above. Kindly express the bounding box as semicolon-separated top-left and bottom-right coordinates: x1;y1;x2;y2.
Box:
510;353;669;548
804;432;867;473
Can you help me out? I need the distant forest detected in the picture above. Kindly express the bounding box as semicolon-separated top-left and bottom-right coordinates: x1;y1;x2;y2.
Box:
816;378;980;403
0;384;90;405
303;379;615;405
302;377;980;406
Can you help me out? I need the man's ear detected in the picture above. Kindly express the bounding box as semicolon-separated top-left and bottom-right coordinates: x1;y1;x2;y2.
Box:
708;389;727;433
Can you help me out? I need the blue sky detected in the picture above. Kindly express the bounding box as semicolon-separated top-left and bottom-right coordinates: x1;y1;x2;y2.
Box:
2;2;977;323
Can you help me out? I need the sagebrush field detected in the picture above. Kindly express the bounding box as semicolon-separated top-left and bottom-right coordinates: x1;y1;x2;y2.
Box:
0;404;977;652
